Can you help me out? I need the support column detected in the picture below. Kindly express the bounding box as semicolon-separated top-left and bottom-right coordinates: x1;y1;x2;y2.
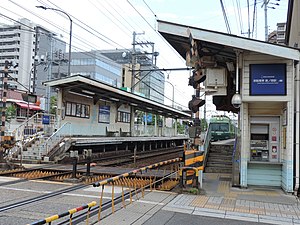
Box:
130;106;135;137
154;114;157;136
174;118;178;136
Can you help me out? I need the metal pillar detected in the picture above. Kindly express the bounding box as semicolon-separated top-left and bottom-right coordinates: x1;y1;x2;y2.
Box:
0;61;9;161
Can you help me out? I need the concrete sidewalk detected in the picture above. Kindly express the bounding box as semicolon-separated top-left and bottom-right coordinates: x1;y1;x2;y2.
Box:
96;173;300;225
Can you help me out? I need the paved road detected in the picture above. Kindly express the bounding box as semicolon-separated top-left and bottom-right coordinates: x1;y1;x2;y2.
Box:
143;211;270;225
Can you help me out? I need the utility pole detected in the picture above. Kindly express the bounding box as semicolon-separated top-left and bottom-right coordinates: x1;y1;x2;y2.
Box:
0;61;9;161
262;0;271;41
131;31;136;93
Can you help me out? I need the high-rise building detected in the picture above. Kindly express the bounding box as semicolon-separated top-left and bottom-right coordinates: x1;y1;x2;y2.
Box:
53;50;122;87
101;49;165;104
0;18;66;97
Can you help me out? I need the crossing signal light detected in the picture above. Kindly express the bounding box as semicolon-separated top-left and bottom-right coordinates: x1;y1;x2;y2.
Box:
188;69;206;88
188;95;205;113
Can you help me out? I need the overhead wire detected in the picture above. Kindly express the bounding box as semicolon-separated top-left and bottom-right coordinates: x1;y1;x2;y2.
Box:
2;0;190;107
43;0;129;49
236;0;244;35
219;0;231;34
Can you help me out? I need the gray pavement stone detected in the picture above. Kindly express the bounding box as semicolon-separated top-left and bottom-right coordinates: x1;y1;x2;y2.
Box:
225;214;259;223
259;215;293;224
192;209;225;219
142;191;174;203
162;205;194;214
194;207;226;215
226;211;259;218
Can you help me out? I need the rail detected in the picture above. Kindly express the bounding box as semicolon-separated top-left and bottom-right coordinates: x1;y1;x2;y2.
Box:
27;201;96;225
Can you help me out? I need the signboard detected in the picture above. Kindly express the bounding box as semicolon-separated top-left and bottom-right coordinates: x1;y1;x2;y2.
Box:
250;64;286;96
99;105;110;123
42;115;50;125
22;93;37;103
143;114;152;123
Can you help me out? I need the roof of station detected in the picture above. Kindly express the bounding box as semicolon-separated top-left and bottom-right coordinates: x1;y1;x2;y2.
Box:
157;20;300;66
44;75;191;119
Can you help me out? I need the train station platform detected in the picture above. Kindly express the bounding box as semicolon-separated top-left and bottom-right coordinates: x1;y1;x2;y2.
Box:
97;173;300;225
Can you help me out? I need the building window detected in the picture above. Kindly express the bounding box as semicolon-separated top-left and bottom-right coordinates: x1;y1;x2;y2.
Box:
117;111;130;123
65;101;90;118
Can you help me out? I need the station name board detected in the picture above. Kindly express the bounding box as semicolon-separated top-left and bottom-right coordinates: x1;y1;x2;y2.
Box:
250;64;286;96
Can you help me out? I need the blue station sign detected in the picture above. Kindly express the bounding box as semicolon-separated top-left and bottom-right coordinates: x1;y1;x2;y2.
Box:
250;64;286;96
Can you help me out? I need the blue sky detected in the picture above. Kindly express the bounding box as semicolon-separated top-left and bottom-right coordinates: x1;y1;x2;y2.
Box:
0;0;289;110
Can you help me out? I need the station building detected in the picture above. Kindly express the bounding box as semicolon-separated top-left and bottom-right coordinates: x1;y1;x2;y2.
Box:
44;75;190;137
157;20;300;193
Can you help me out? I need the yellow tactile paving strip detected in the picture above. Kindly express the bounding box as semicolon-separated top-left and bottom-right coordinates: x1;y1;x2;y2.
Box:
190;195;209;208
188;173;299;219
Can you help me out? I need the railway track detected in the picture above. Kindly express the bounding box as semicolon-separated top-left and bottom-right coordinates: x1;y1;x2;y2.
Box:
0;183;87;213
96;146;182;166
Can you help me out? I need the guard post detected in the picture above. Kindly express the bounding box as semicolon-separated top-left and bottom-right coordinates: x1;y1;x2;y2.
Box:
180;149;204;189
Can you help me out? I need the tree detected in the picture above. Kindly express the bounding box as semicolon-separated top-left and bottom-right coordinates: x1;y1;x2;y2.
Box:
176;121;185;134
50;96;57;115
201;118;208;131
6;105;16;122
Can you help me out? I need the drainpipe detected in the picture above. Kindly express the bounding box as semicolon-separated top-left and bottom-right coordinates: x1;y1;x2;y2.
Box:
295;61;300;195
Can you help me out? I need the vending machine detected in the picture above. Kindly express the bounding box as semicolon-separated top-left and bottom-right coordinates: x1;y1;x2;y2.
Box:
250;117;280;162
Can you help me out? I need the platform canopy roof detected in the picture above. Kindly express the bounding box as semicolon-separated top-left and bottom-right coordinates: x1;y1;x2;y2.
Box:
157;20;300;112
44;75;191;119
157;20;300;67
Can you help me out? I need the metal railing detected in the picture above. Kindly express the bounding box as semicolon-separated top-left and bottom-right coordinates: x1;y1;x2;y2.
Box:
45;122;71;155
202;125;212;167
93;158;181;221
28;201;96;225
12;113;56;141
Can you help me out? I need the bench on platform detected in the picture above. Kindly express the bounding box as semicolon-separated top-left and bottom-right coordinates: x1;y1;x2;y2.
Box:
120;128;131;137
106;125;119;137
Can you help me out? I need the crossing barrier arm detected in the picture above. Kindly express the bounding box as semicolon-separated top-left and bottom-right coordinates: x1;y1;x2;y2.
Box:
27;201;96;225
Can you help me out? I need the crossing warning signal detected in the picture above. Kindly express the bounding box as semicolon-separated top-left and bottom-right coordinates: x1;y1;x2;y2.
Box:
188;69;206;89
188;95;205;113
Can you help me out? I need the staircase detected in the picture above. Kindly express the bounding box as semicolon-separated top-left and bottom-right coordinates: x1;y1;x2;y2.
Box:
205;142;234;173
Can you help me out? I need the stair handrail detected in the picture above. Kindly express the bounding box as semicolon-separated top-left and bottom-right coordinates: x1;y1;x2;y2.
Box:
45;122;71;155
202;124;212;168
12;113;56;140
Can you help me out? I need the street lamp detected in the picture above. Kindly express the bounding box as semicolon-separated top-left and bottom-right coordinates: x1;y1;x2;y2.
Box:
36;6;72;76
164;80;174;108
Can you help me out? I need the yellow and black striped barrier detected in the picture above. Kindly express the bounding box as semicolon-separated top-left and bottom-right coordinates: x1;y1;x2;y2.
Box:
180;150;204;188
27;201;96;225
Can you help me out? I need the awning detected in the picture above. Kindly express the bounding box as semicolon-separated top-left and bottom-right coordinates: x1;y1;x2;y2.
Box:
16;102;42;111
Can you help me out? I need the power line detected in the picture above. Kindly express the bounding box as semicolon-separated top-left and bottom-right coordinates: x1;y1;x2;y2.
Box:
219;0;231;34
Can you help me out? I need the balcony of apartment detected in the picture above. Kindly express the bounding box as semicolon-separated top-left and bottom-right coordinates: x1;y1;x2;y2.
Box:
0;36;20;42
